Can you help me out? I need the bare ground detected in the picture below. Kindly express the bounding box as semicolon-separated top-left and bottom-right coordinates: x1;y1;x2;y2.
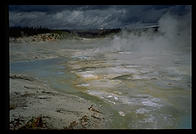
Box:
10;73;105;130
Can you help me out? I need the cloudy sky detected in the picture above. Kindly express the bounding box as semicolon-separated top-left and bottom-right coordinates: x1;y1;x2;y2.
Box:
9;5;191;29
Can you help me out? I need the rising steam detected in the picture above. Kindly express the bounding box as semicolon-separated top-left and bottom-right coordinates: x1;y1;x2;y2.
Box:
108;11;191;55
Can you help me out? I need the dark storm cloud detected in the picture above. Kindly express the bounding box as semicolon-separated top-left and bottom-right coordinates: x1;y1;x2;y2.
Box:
9;5;191;29
9;5;112;13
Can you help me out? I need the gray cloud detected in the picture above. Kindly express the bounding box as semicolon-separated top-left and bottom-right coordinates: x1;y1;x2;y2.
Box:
9;5;191;29
9;7;127;29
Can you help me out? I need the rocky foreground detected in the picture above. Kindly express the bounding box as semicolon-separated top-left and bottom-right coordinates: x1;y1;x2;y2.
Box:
10;73;105;130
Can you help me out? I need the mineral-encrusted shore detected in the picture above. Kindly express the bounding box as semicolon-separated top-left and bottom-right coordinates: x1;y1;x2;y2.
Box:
9;34;106;130
10;73;105;129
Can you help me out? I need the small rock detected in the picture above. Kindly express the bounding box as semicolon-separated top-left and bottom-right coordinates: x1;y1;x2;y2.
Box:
118;111;125;116
38;96;48;99
88;105;102;114
10;104;17;110
91;114;101;120
66;121;78;129
80;115;89;128
114;96;118;101
168;83;172;86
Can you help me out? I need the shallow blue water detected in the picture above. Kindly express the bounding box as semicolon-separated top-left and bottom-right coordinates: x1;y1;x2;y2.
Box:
10;58;79;94
178;114;192;129
10;58;63;74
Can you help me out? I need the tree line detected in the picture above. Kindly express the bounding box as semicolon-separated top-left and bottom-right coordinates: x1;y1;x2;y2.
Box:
9;26;51;37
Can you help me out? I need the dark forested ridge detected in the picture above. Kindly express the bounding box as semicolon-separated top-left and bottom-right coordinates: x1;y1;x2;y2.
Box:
9;26;122;38
9;26;159;38
9;27;51;37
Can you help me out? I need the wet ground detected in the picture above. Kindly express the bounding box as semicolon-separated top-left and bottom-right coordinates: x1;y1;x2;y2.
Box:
10;36;191;129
